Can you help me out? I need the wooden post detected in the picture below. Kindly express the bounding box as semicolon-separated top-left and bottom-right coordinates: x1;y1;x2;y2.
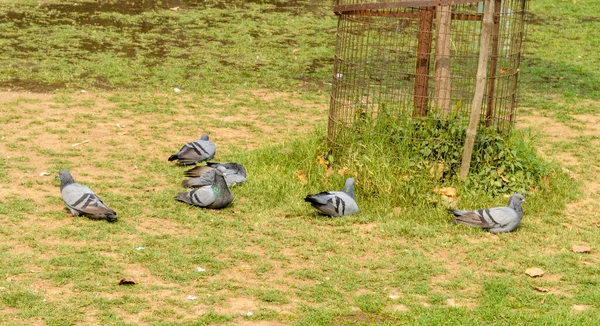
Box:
509;0;528;127
413;6;435;117
485;0;502;127
459;0;495;179
434;5;452;116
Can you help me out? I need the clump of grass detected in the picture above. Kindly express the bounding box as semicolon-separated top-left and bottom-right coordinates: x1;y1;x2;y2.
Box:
227;124;575;222
330;107;565;203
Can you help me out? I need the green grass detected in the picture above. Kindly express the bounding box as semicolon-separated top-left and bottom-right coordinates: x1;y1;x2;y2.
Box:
0;0;335;93
0;0;599;325
521;0;600;116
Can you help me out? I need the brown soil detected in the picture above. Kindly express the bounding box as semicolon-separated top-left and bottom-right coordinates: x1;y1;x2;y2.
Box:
2;92;599;323
0;90;327;324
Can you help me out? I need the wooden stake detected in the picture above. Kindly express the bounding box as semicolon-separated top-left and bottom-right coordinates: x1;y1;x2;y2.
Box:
485;0;502;127
434;5;452;116
459;0;495;179
413;6;435;117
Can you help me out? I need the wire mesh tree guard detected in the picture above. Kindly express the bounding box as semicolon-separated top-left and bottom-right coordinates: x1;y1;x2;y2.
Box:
327;0;528;177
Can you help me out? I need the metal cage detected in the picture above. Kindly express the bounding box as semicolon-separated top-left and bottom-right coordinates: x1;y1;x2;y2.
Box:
327;0;528;166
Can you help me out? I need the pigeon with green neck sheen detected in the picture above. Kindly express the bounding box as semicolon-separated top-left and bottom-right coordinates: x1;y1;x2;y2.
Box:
175;166;233;209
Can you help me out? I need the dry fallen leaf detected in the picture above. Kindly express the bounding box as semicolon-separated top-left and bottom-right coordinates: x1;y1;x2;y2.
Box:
525;267;545;278
170;6;179;11
39;172;51;176
317;156;328;171
572;245;591;253
433;187;457;197
498;168;510;182
338;168;348;176
532;286;549;293
540;296;546;304
325;168;334;178
118;278;136;285
294;170;308;184
429;163;444;179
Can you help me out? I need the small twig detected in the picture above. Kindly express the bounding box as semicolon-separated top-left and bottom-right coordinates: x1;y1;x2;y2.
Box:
71;140;89;147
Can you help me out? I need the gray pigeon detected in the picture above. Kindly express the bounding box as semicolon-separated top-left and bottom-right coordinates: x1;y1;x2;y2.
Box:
175;166;233;209
182;162;247;188
168;134;216;166
57;170;117;222
304;178;359;217
448;193;525;233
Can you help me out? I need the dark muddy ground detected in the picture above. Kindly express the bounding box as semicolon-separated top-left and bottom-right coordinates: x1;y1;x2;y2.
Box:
0;0;335;92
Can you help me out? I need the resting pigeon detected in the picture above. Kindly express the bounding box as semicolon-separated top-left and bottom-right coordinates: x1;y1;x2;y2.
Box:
57;170;117;222
175;166;233;209
168;134;216;166
304;178;359;217
447;193;525;233
182;162;247;188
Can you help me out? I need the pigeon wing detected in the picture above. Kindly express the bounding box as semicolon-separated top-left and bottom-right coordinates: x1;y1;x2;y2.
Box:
184;165;215;178
224;174;247;187
182;172;215;188
61;184;116;220
305;191;357;217
452;207;517;229
173;141;216;165
181;186;216;207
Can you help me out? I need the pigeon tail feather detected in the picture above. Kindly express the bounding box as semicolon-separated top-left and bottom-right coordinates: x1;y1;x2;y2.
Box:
175;192;193;204
304;193;330;205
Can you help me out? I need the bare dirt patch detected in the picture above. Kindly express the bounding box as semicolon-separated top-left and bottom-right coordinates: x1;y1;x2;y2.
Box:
0;90;327;201
517;107;600;203
0;89;328;323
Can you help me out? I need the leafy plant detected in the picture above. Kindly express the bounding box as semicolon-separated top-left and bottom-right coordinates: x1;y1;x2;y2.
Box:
333;106;555;197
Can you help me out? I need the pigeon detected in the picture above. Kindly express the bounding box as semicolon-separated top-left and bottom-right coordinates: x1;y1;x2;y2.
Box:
304;178;359;217
168;134;216;166
57;170;117;222
182;162;247;188
447;193;525;233
175;166;233;209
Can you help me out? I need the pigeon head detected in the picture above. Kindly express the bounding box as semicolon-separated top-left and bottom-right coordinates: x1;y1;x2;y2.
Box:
200;134;209;141
57;170;76;190
215;165;227;176
508;193;525;205
343;178;355;199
